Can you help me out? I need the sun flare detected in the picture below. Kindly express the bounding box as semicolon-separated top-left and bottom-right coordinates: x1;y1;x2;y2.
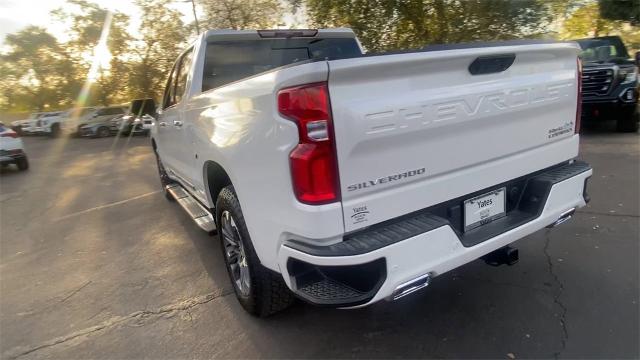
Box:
86;11;113;83
87;41;112;82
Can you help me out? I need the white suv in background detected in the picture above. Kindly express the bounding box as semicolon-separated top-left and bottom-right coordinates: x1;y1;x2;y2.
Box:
0;123;29;171
10;112;41;135
23;111;66;137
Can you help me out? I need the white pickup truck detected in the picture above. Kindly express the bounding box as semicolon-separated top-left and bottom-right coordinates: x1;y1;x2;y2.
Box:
23;111;66;137
151;28;592;316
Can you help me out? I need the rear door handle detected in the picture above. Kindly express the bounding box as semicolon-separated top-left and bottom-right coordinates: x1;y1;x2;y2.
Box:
173;120;183;127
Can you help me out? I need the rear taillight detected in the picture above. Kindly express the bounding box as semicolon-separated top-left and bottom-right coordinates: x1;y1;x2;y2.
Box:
1;131;18;138
576;57;582;134
278;82;340;204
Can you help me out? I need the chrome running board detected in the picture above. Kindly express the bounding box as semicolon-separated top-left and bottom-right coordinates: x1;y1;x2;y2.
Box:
166;184;216;232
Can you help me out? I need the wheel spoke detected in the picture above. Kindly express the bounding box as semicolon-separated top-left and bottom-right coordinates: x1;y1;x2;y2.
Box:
220;210;251;296
229;263;239;277
222;231;237;246
240;265;250;294
227;251;239;264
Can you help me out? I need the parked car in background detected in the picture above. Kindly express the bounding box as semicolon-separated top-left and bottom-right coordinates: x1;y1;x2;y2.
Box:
152;29;592;316
11;113;43;135
112;98;157;136
113;114;155;136
61;107;97;136
0;123;28;171
64;106;127;137
574;36;639;132
10;118;31;135
22;111;66;137
77;106;127;138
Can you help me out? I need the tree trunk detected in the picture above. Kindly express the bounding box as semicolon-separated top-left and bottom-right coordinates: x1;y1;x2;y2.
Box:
433;0;448;43
190;0;200;35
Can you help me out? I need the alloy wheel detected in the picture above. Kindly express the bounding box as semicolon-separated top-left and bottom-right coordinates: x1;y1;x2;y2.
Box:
220;210;251;296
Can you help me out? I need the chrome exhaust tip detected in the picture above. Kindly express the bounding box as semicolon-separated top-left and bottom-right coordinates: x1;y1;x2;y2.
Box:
390;273;432;301
547;208;576;228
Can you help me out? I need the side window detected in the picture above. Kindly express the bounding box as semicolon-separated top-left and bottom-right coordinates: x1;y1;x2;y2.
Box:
106;108;124;115
163;61;178;109
174;48;194;104
96;107;122;116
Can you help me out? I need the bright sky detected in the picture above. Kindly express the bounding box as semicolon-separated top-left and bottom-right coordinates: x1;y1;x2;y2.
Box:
0;0;196;45
0;0;306;46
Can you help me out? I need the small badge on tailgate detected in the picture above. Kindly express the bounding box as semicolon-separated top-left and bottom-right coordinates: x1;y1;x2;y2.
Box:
548;121;574;139
351;205;370;224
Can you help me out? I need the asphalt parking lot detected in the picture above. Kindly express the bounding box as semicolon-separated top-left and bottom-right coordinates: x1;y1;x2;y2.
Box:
1;125;638;359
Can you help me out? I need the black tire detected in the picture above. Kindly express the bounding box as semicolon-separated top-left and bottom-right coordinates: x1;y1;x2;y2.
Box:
154;149;174;201
97;126;111;138
49;123;60;138
16;156;29;171
216;186;295;317
616;108;638;133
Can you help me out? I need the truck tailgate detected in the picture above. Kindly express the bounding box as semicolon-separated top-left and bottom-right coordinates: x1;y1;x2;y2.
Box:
328;42;581;232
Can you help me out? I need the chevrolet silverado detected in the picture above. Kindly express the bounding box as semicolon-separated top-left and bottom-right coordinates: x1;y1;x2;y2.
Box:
151;29;592;316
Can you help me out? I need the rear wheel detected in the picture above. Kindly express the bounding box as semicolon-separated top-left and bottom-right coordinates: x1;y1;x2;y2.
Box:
120;126;131;137
216;186;294;317
49;123;60;138
97;126;110;137
16;156;29;171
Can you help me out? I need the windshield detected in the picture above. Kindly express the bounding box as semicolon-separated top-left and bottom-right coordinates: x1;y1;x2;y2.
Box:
65;107;96;118
80;108;96;116
576;37;629;62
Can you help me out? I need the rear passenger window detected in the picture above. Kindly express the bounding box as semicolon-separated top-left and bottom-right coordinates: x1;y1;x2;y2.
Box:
174;48;194;104
163;48;193;109
163;62;178;109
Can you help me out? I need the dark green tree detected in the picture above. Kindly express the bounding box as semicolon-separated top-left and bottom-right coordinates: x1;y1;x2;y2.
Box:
0;26;77;111
300;0;553;52
599;0;639;25
560;2;640;54
128;0;190;101
198;0;284;30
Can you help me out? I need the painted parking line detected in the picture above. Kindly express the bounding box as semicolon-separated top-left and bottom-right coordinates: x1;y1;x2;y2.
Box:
53;190;161;221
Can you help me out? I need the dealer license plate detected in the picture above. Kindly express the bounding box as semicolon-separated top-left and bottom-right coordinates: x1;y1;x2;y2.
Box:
464;188;506;231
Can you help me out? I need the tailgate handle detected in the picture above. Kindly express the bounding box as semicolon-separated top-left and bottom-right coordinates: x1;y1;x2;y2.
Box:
468;54;515;75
